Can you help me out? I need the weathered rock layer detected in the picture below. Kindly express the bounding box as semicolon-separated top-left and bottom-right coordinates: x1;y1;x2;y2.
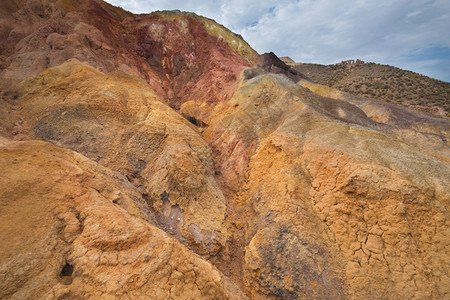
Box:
1;1;449;299
0;138;246;299
205;74;449;299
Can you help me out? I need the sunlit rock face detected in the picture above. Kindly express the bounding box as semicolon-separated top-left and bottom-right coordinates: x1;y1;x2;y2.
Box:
0;0;256;109
1;1;449;299
0;138;246;299
205;73;449;299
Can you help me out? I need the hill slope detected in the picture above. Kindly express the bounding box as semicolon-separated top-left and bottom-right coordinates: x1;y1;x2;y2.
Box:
0;0;257;109
283;58;450;117
0;1;449;299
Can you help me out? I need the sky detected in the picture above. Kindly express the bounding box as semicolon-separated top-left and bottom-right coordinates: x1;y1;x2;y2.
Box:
105;0;450;82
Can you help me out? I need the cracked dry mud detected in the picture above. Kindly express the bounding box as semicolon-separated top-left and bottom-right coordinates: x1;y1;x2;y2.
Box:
1;1;449;299
0;139;246;299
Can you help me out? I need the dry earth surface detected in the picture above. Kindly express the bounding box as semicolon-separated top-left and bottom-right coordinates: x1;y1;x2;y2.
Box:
1;1;449;299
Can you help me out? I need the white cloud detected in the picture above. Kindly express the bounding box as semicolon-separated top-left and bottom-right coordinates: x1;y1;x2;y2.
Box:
105;0;450;81
242;0;449;61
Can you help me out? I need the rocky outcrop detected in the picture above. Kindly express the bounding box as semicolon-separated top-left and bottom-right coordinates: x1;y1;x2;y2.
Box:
0;0;256;110
0;138;246;299
256;52;309;83
204;74;449;299
6;59;229;256
0;1;449;299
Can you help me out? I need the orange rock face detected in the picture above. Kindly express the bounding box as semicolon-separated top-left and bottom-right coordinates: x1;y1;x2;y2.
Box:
206;74;449;299
8;59;230;256
0;138;246;299
1;1;449;299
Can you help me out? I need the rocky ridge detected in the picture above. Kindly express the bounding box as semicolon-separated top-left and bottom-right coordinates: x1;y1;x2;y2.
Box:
281;57;450;117
1;1;449;299
0;0;256;109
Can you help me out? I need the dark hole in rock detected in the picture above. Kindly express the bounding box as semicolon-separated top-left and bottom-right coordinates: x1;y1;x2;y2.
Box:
59;262;74;285
186;116;198;126
183;115;207;127
60;263;73;277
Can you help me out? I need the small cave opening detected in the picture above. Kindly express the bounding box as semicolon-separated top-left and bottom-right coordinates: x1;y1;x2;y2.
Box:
59;262;74;285
61;263;73;277
183;115;207;128
186;116;199;126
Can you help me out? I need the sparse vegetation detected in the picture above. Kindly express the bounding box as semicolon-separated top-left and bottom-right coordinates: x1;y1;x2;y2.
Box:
286;61;450;117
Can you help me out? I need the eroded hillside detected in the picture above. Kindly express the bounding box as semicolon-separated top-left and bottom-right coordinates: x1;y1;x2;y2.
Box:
1;1;449;299
283;58;450;117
